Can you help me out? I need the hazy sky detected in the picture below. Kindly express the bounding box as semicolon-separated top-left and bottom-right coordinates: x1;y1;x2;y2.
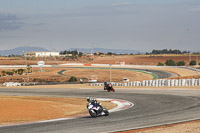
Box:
0;0;200;52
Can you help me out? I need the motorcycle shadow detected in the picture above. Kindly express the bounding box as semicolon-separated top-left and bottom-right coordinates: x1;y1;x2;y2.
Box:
82;115;109;119
98;90;116;93
82;116;101;119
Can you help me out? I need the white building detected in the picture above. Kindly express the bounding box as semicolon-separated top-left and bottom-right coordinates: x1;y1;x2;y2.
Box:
24;52;60;57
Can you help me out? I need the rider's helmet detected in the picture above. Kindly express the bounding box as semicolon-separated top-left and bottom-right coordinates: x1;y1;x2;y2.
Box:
87;97;91;102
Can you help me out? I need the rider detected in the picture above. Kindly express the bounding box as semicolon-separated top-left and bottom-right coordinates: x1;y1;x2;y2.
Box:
87;97;99;105
104;82;108;90
108;83;112;88
104;82;113;89
87;97;102;113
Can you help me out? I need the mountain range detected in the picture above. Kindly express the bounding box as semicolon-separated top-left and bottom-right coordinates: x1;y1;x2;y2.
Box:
0;46;142;56
0;46;48;56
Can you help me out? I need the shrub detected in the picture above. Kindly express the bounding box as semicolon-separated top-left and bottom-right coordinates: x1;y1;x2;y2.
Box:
17;69;25;75
165;59;176;66
69;76;77;82
157;62;164;66
189;60;196;66
38;79;43;83
176;61;186;66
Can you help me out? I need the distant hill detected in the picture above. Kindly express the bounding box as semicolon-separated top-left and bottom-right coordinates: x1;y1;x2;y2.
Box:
68;48;142;54
0;46;48;56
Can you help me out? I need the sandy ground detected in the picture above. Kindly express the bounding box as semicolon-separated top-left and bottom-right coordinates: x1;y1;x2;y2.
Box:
0;96;116;125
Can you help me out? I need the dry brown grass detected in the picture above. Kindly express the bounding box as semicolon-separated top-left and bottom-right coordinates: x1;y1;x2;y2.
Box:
0;56;89;65
0;54;199;66
0;96;116;125
91;55;200;66
0;67;153;83
63;68;153;82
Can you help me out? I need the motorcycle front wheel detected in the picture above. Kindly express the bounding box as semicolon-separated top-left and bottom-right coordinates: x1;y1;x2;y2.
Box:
89;109;97;118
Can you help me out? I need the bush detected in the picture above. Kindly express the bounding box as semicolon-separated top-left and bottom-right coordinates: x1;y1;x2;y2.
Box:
157;62;164;66
189;60;196;66
176;61;186;66
69;76;77;82
165;59;176;66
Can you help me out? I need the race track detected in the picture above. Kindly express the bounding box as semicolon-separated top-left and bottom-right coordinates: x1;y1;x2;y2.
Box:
0;88;200;133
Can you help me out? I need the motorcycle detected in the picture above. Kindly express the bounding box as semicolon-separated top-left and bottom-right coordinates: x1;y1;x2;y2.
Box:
104;82;115;92
87;102;109;118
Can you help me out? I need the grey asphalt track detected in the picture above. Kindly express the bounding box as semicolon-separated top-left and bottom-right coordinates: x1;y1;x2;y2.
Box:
0;88;200;133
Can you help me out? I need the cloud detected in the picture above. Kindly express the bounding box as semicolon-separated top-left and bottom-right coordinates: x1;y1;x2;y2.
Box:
56;3;136;18
111;2;131;6
190;5;200;11
0;13;24;31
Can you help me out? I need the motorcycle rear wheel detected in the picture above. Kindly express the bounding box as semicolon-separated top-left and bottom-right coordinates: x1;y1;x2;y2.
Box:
103;109;109;116
112;88;115;92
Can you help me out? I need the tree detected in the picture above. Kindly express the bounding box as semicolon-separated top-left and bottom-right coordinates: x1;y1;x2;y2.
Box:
18;69;25;75
15;70;18;75
2;71;6;76
107;52;115;55
176;61;186;66
78;52;83;57
6;71;14;76
165;59;176;66
69;76;77;82
27;65;32;73
157;62;164;66
151;49;182;54
189;60;196;66
12;69;15;75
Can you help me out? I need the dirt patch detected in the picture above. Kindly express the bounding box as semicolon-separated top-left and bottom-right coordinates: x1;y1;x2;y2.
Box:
0;96;116;125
